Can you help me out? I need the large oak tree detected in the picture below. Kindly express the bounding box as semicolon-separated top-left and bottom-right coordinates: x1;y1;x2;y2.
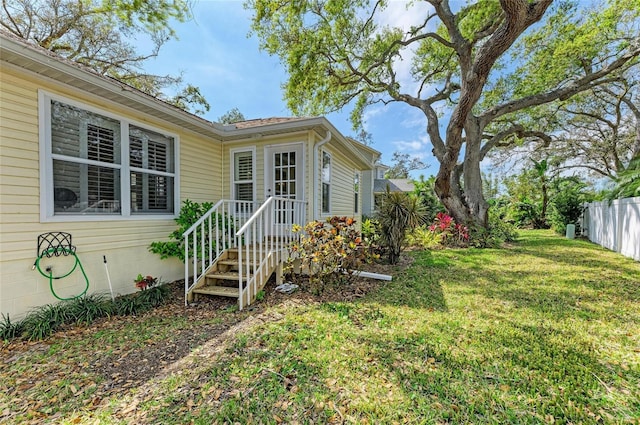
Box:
247;0;640;228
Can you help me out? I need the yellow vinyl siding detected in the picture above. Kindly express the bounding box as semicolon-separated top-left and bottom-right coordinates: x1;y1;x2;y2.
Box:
180;134;223;202
317;144;362;220
0;65;223;318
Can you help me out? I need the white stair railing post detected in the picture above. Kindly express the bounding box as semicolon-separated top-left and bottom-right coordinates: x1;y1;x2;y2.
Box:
184;234;189;306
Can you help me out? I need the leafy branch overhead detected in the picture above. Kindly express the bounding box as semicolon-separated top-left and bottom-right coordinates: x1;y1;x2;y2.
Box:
1;0;210;115
247;0;640;230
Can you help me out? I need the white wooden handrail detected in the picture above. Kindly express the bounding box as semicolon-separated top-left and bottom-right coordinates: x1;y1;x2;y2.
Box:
235;197;307;309
182;200;257;304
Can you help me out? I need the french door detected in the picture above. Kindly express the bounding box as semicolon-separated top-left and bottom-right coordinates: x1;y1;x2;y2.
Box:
265;144;304;234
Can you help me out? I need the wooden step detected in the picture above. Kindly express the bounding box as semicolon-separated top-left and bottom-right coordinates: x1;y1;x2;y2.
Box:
217;259;261;267
227;244;285;254
192;285;239;297
206;271;250;281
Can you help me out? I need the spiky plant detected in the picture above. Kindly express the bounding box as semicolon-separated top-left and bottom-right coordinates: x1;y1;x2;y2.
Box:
375;189;427;264
606;157;640;200
0;313;24;341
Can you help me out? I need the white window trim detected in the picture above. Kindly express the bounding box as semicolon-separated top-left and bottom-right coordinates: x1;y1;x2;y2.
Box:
229;146;256;202
354;170;360;215
39;90;180;222
321;149;332;215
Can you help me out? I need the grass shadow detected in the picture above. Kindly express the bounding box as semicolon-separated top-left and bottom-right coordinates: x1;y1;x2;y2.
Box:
365;250;449;311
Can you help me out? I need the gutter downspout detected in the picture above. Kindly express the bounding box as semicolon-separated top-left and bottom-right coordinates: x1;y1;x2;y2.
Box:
313;131;332;220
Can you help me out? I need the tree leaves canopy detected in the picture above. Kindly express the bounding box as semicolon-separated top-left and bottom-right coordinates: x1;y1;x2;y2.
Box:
1;0;210;114
247;0;640;227
386;152;427;179
218;107;247;124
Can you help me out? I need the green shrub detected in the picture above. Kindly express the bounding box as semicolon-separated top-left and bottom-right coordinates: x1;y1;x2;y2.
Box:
136;284;170;308
470;209;519;248
66;294;113;325
114;296;142;316
406;225;443;249
21;303;70;340
149;199;232;261
361;217;380;244
286;216;375;294
2;284;172;342
547;177;594;234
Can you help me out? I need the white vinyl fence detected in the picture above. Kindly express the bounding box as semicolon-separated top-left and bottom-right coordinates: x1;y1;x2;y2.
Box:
581;197;640;261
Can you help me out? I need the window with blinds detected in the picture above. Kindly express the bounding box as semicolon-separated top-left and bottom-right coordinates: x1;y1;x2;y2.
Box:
46;97;176;218
51;101;121;214
130;126;174;214
233;151;254;202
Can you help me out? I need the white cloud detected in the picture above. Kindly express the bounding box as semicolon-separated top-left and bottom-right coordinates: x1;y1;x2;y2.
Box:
394;140;424;151
361;106;386;131
373;1;437;94
392;133;431;154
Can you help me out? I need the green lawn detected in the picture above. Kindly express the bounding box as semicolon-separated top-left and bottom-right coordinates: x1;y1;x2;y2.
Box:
2;230;639;424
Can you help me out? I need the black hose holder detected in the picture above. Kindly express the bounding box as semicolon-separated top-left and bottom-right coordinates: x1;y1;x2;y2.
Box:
37;232;76;258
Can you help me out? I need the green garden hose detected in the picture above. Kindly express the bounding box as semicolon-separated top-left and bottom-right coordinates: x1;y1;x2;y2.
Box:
35;247;89;300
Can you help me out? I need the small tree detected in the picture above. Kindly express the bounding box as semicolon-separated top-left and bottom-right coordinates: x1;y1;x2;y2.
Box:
412;175;445;223
218;108;246;124
386;152;427;179
548;177;595;234
247;0;640;229
376;190;426;264
2;0;211;114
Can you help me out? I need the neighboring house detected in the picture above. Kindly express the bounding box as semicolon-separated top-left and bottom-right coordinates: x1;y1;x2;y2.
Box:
361;163;416;216
0;31;379;318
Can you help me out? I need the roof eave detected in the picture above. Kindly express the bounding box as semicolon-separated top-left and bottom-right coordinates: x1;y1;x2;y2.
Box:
0;33;228;139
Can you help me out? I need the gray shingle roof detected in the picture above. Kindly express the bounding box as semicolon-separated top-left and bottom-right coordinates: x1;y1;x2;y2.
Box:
373;179;415;193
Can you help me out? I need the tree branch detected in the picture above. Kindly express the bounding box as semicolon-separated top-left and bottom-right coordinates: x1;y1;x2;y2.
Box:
479;45;640;127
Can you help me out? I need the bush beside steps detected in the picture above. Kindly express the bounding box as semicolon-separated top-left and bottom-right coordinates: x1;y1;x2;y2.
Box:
0;284;170;342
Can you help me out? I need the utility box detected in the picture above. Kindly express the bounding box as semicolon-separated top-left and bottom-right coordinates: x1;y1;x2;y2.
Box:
566;224;576;239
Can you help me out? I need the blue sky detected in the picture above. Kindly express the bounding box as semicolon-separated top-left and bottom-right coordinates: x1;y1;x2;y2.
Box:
143;0;437;178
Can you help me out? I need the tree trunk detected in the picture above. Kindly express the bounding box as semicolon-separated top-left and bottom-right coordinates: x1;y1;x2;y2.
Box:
434;0;553;231
435;159;472;226
463;122;489;228
541;179;548;225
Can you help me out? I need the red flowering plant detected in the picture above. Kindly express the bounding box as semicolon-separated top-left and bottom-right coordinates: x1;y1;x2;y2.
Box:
134;274;158;290
428;212;470;247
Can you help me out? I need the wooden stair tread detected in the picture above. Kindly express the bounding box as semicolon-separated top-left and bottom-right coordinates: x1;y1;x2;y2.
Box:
206;271;251;280
227;245;285;253
218;259;260;266
192;285;239;297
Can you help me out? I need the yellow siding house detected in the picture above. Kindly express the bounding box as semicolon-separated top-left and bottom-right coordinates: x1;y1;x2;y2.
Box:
0;32;379;318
